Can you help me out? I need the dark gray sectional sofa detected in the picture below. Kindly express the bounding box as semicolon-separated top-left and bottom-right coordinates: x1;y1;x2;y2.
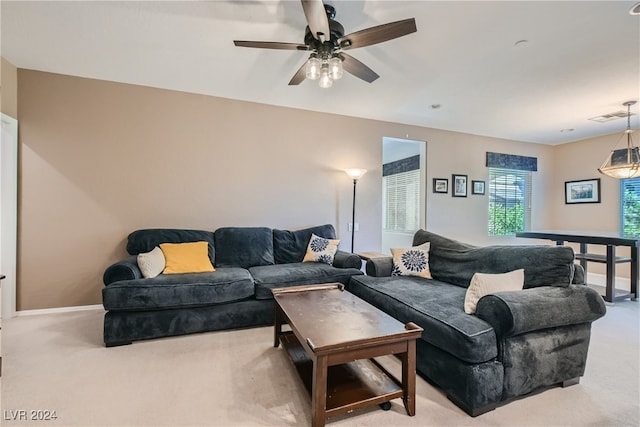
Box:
346;230;607;416
102;224;363;347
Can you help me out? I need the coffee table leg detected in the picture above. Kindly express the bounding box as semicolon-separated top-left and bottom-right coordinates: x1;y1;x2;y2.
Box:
274;305;282;348
402;339;417;416
311;355;328;427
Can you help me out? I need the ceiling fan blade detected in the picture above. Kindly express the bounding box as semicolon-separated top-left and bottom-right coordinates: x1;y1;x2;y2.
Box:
288;62;307;85
234;40;308;51
301;0;330;41
338;18;417;50
339;53;379;83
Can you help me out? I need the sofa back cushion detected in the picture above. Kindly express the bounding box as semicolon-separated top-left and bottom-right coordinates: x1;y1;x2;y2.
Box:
214;227;274;268
127;229;215;264
413;230;574;289
273;224;337;264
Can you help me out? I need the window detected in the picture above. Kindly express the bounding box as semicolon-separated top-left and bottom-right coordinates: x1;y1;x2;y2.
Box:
488;168;531;236
621;177;640;235
383;169;421;233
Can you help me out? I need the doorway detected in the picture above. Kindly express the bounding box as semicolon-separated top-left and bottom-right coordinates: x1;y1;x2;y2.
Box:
381;137;426;254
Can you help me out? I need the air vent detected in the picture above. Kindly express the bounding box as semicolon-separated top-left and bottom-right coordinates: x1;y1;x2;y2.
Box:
589;110;635;123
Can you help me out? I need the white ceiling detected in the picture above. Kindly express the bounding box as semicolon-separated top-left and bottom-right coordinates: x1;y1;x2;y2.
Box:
2;0;639;145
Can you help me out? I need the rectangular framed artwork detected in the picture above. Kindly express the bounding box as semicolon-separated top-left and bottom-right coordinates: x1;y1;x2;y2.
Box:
452;174;468;197
472;180;485;195
565;178;601;204
433;178;448;194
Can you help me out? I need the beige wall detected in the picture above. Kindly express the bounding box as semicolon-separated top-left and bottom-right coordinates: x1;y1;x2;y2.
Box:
551;134;621;231
1;57;18;118
546;134;631;281
17;69;577;310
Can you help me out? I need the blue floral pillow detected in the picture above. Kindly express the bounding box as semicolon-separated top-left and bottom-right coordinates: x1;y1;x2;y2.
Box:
302;234;340;265
391;242;432;279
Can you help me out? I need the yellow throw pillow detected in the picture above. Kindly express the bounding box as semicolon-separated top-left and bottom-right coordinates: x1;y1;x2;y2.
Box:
159;241;215;274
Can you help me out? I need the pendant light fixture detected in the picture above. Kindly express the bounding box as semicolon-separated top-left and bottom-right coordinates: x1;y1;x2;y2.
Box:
598;101;640;179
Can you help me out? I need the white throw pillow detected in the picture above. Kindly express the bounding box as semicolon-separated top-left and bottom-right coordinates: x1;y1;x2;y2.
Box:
137;246;166;278
464;269;525;314
391;242;432;279
302;234;340;265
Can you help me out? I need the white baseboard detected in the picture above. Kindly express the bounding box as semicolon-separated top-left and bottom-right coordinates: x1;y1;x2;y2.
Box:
586;272;631;291
16;304;104;317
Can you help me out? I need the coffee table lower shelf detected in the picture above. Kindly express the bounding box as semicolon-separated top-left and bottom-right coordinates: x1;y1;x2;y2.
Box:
279;331;404;417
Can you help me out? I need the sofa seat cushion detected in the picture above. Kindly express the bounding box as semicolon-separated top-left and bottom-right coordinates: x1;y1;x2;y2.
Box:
347;275;497;364
250;262;364;300
102;267;254;311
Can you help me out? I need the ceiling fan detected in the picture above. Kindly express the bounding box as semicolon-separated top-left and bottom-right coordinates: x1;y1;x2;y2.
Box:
233;0;417;88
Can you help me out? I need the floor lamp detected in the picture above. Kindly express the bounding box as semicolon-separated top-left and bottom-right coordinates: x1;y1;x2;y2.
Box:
345;168;367;253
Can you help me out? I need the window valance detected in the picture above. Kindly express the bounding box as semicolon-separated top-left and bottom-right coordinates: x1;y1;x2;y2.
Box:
486;152;537;172
383;155;420;176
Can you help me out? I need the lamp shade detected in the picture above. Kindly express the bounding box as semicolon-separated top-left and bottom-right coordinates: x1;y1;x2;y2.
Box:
598;146;640;179
345;168;367;180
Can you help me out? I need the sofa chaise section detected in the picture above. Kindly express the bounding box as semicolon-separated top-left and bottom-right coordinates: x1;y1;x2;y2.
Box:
347;230;606;416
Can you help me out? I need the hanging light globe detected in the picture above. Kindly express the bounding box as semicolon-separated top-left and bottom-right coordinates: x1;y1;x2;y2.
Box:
328;56;343;80
318;63;333;88
305;54;321;80
598;101;640;179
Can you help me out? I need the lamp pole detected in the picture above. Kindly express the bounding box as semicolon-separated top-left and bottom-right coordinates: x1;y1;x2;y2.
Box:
344;169;367;253
351;178;357;253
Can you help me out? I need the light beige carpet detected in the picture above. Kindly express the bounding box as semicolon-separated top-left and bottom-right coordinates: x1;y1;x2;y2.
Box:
1;300;638;427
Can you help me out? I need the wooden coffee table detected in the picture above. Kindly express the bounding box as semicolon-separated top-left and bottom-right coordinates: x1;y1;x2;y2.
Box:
272;283;423;427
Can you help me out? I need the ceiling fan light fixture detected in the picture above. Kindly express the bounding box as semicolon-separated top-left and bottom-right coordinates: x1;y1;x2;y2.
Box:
328;56;343;80
318;63;333;88
598;101;640;179
234;2;417;88
305;55;321;80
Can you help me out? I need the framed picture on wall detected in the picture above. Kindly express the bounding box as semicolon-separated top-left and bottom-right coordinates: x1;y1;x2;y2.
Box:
472;180;485;195
452;174;468;197
433;178;448;194
565;178;601;204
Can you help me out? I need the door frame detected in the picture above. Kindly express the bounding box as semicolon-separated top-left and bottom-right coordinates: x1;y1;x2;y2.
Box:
1;113;18;318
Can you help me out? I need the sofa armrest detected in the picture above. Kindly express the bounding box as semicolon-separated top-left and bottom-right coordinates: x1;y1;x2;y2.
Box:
475;284;606;338
103;255;142;285
365;256;394;277
333;250;362;269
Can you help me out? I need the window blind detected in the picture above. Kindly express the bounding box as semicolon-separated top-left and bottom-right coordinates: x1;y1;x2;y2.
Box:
488;168;532;236
383;169;421;233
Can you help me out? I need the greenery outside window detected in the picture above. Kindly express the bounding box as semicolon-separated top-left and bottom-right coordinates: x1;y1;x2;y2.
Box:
621;177;640;235
488;168;531;236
